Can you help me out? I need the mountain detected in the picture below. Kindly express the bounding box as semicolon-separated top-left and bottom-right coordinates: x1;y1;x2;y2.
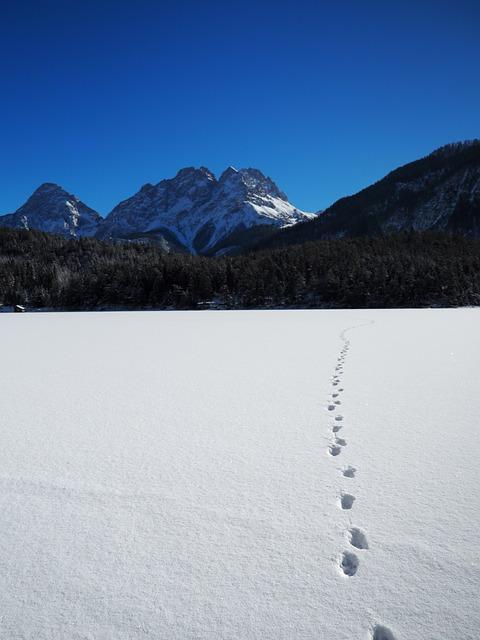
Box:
258;140;480;249
0;183;102;238
96;167;314;254
4;142;480;253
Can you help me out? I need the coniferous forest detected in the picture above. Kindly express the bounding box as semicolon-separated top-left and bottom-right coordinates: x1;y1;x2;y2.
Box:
1;228;480;310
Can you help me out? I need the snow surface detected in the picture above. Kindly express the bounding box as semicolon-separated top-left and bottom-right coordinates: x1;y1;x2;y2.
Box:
1;309;479;639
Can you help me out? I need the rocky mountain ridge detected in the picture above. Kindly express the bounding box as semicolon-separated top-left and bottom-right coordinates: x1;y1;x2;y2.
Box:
2;141;480;254
0;167;313;254
96;166;314;254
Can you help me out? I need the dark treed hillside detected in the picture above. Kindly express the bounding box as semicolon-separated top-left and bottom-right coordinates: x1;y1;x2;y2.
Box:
258;140;480;250
1;228;480;310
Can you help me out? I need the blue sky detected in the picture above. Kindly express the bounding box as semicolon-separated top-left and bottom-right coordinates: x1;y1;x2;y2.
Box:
0;0;479;216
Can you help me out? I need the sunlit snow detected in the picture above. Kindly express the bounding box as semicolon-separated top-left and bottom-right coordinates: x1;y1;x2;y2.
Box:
1;309;479;639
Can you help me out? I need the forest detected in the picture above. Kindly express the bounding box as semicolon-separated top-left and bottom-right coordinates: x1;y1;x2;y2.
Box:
1;228;480;310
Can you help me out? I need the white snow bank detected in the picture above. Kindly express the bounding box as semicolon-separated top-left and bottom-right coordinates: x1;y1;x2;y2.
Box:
0;309;479;639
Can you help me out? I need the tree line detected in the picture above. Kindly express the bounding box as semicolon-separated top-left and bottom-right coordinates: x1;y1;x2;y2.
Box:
1;228;480;310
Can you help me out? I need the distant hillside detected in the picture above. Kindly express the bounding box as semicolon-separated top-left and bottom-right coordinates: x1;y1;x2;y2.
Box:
258;140;480;249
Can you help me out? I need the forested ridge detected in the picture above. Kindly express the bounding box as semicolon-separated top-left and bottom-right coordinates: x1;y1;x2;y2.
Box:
1;228;480;310
258;140;480;249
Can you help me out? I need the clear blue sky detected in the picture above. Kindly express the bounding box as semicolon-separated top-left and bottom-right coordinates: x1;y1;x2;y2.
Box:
1;0;479;216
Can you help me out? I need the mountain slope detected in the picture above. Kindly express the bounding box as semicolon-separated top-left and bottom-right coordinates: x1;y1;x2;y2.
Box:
258;140;480;249
96;167;314;254
0;183;102;238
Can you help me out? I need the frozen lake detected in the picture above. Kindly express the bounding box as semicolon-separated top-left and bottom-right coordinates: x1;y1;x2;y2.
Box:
1;309;479;639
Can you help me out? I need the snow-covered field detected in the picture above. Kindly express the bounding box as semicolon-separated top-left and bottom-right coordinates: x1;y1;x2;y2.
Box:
1;309;479;639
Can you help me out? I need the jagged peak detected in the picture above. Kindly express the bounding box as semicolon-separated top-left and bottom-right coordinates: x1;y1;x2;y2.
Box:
172;166;216;182
220;166;268;186
219;166;239;182
230;167;288;201
32;182;66;195
23;183;86;208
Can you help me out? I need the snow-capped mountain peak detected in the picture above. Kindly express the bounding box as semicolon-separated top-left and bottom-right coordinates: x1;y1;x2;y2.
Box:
34;182;62;194
219;166;239;181
0;183;102;238
96;166;315;254
0;167;315;253
218;167;289;201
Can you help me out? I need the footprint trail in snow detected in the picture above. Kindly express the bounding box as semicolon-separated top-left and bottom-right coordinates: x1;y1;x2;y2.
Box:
340;551;359;576
372;625;398;640
323;321;394;634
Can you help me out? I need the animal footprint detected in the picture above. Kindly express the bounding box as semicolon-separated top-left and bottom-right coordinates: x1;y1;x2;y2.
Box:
372;625;397;640
340;551;359;576
328;405;336;411
332;424;342;433
342;466;356;478
335;437;347;447
335;415;343;422
348;527;368;549
329;445;342;457
340;493;355;509
332;393;339;398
